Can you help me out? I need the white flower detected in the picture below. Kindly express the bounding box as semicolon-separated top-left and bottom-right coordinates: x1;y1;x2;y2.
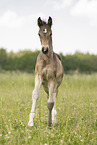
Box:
8;131;11;134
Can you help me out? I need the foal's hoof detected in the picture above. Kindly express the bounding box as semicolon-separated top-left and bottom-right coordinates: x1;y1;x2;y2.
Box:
47;121;52;129
47;124;52;129
27;126;33;130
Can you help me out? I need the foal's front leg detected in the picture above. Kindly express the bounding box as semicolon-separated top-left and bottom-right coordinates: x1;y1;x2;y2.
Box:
52;92;58;124
47;81;55;126
28;74;42;127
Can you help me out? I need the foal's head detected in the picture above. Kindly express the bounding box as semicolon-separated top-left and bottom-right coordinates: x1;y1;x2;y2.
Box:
38;17;52;55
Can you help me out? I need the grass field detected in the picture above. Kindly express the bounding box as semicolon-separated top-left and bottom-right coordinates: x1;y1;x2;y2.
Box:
0;72;97;145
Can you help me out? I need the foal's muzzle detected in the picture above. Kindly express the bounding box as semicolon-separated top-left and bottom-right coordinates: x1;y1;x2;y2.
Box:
42;47;48;54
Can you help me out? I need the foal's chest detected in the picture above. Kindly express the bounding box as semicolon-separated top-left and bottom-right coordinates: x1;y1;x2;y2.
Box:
37;60;57;80
42;65;56;79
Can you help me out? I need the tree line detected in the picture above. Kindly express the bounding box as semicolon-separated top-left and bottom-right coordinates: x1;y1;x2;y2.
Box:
0;48;97;73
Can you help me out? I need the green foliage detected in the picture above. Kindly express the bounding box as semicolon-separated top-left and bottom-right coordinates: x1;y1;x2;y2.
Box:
17;51;39;72
0;48;7;70
0;72;97;144
3;49;40;72
60;52;97;73
0;48;97;73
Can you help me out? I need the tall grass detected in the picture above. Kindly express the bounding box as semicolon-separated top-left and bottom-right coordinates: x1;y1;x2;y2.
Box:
0;72;97;145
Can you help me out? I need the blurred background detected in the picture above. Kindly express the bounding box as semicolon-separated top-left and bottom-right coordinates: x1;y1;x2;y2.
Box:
0;0;97;73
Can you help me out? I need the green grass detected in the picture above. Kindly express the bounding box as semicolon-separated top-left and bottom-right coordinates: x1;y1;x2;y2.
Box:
0;72;97;145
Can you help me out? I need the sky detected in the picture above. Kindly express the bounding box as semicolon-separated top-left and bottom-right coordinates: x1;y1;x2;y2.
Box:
0;0;97;55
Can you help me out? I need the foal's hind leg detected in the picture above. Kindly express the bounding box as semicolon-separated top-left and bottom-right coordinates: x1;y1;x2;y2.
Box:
28;74;42;127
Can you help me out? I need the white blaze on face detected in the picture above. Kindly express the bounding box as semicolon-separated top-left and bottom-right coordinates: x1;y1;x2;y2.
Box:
43;28;47;34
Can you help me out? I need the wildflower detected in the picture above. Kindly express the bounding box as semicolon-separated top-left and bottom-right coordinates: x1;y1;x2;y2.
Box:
6;125;8;128
28;136;31;139
60;140;63;143
8;131;11;134
81;139;83;142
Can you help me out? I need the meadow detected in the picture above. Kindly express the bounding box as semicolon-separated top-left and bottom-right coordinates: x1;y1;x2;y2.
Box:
0;72;97;145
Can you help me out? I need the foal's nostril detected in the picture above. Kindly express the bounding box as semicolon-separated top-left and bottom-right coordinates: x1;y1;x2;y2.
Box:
42;47;48;54
42;47;44;52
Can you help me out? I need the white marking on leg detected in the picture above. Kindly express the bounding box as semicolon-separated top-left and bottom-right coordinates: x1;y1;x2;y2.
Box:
52;92;58;124
28;74;42;126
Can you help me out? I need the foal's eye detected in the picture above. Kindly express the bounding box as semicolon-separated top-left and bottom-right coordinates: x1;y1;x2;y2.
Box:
50;32;52;36
38;33;40;37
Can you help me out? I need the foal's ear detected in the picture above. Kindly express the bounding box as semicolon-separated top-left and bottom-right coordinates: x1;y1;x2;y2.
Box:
48;16;52;27
38;17;42;27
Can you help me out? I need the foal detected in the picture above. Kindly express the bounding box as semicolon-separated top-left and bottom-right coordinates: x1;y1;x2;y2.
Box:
28;17;63;127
